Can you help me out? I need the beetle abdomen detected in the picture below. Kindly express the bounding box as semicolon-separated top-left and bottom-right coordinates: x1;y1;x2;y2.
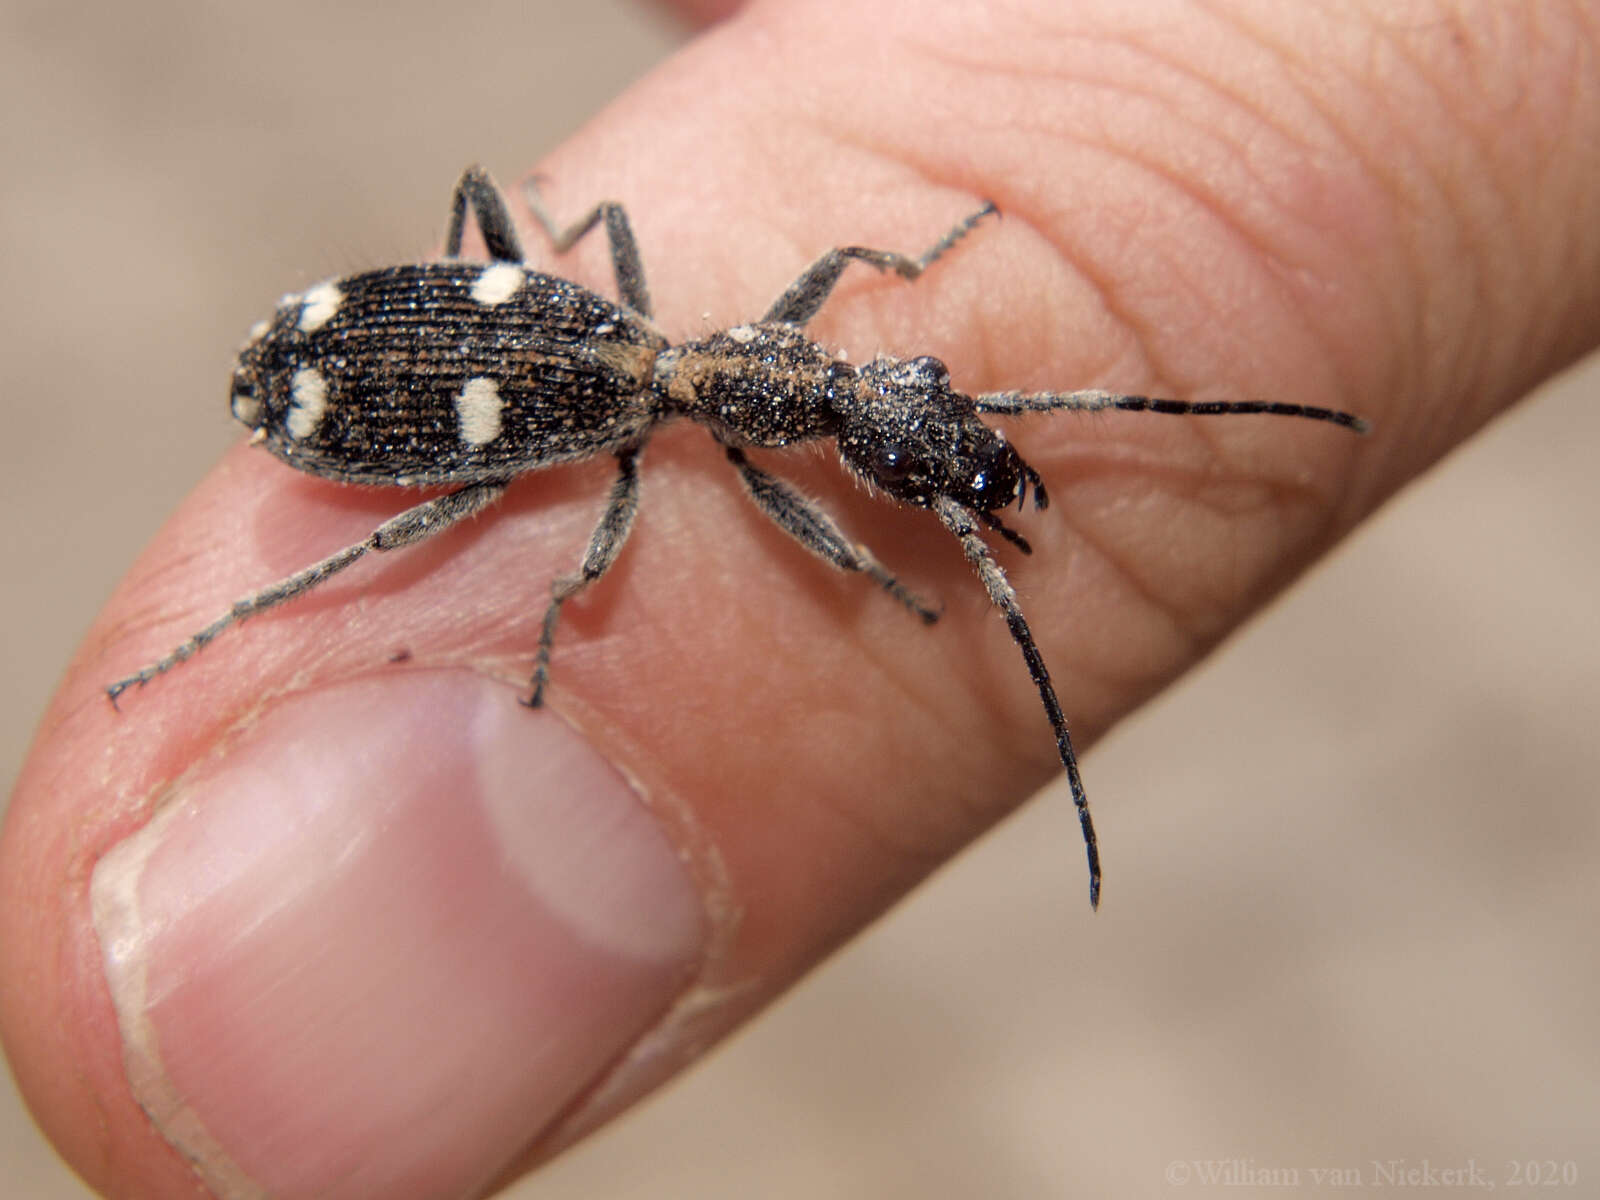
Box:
232;263;666;485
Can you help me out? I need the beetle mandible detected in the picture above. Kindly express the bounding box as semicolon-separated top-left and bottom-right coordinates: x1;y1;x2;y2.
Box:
108;166;1369;908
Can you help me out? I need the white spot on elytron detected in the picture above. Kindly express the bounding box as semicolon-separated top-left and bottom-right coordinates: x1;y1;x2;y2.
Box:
298;281;343;332
471;262;523;306
230;388;262;427
457;377;504;445
287;368;328;440
246;319;270;343
727;325;757;343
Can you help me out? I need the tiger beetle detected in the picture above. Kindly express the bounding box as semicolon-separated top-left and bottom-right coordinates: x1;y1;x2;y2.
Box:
107;165;1369;908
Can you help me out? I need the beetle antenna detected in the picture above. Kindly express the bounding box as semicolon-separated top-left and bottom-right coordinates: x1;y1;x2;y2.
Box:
935;497;1101;908
973;389;1370;433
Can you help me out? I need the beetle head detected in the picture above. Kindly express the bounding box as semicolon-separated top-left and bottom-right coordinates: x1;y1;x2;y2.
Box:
837;355;1046;515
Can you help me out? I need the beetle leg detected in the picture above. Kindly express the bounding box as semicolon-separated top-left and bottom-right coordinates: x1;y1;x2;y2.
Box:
107;480;510;706
527;447;643;707
761;202;997;327
520;179;652;319
726;445;939;623
443;165;525;263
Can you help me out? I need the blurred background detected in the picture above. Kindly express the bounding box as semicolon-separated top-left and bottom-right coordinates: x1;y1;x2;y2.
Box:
3;2;1596;1195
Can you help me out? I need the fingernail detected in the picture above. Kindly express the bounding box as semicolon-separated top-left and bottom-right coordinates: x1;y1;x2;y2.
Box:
90;672;706;1200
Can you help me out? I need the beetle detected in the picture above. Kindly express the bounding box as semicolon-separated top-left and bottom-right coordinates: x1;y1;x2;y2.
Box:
108;166;1368;907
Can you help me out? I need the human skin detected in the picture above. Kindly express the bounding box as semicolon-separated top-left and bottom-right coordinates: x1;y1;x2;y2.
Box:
3;1;1597;1197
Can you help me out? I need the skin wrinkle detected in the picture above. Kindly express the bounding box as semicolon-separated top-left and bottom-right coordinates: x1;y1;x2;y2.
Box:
108;540;244;646
1041;136;1303;376
838;614;966;810
1005;206;1164;388
963;110;1350;409
992;19;1327;202
1422;9;1596;399
1050;494;1206;680
722;99;895;275
806;40;1356;416
1100;28;1398;410
1203;3;1436;406
914;0;1442;327
1314;12;1483;436
806;760;948;878
692;562;960;865
1139;22;1440;432
784;115;994;259
1508;22;1581;369
996;172;1353;495
724;476;971;852
1028;431;1351;692
1365;11;1506;430
95;599;215;679
1119;26;1330;163
1174;473;1346;628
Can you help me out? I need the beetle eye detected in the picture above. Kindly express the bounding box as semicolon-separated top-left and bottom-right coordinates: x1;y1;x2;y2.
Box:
898;355;948;389
873;443;913;481
913;356;948;387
